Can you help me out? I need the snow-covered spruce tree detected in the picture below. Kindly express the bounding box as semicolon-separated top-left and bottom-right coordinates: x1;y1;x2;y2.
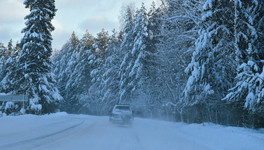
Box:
224;0;264;119
1;43;22;95
0;43;7;83
128;3;150;107
53;32;80;113
148;2;163;46
0;41;22;114
0;40;15;84
183;0;236;123
119;6;135;104
63;35;85;113
16;0;62;114
0;43;7;112
124;3;160;116
99;30;122;110
157;0;202;120
7;39;14;57
145;2;167;117
67;31;95;114
88;29;109;114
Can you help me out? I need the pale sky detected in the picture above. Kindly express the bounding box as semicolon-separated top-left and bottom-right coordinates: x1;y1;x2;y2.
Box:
0;0;161;50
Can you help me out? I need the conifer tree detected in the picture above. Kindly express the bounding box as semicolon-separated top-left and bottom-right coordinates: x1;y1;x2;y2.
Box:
14;0;62;113
67;31;95;113
129;3;149;94
89;29;109;114
119;6;135;103
1;42;22;95
53;32;80;113
100;30;122;111
126;3;160;115
224;0;264;113
147;2;167;116
183;0;236;122
0;43;7;91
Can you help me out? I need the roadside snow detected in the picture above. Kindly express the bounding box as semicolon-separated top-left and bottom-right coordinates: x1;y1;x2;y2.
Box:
0;113;263;150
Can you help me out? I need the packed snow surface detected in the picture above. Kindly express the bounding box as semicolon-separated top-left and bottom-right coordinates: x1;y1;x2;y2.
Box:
0;113;263;150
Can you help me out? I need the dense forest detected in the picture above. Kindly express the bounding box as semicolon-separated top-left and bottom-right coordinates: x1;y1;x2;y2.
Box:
0;0;264;128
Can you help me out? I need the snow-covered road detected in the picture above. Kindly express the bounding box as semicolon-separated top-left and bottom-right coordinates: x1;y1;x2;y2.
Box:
0;113;263;150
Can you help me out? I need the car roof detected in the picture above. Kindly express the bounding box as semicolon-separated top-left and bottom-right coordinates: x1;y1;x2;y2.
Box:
115;104;130;106
115;104;130;107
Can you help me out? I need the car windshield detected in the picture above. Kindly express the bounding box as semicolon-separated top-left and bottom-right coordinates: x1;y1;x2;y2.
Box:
115;106;130;110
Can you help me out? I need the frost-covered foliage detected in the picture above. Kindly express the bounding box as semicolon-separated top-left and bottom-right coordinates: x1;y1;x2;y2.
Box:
53;32;82;113
118;3;165;116
52;3;165;116
1;43;22;94
0;43;23;115
1;0;63;114
157;0;202;112
50;0;264;127
119;5;136;103
183;0;236;106
0;41;14;85
53;30;110;114
88;29;109;114
0;43;8;84
67;32;95;113
224;0;264;114
128;4;150;101
100;30;123;112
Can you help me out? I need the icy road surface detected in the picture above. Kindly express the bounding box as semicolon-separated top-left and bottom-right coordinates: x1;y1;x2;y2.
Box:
0;113;264;150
